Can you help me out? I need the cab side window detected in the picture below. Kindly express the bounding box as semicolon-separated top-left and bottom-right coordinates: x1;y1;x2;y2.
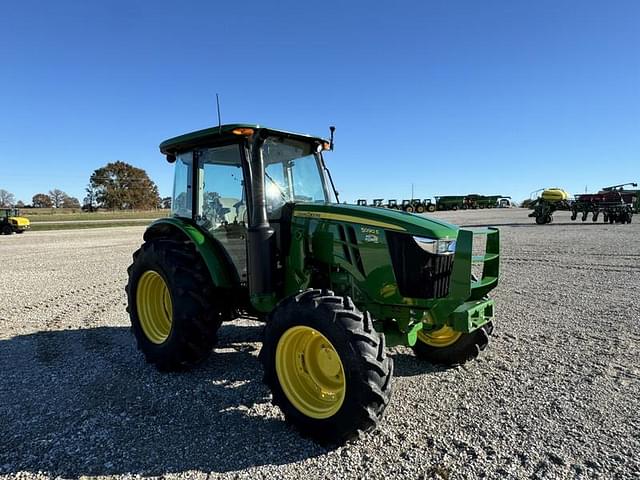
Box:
196;144;247;280
197;145;245;228
171;152;193;218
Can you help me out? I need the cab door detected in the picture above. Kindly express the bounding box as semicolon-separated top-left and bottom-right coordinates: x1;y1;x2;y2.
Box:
195;143;248;282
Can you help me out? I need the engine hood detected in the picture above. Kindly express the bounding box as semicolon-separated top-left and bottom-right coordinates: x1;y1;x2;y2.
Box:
293;203;458;239
10;216;30;227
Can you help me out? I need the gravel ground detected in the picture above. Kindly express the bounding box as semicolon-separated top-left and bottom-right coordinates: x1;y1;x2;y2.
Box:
1;209;638;479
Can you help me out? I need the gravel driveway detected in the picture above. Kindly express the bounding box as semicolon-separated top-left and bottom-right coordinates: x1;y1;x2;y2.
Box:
1;209;638;479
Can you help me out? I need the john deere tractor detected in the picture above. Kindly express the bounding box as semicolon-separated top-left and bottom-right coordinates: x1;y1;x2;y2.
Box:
126;124;500;444
1;208;30;235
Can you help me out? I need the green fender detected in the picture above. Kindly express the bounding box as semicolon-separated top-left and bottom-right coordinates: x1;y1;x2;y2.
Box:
144;217;238;288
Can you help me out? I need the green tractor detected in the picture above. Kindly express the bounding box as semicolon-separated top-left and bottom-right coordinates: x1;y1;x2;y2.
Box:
422;198;437;213
1;208;30;235
385;199;399;209
126;124;500;444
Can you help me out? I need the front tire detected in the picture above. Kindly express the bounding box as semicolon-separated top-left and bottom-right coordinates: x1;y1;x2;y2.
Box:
260;289;392;445
126;239;226;371
2;225;12;235
412;323;493;365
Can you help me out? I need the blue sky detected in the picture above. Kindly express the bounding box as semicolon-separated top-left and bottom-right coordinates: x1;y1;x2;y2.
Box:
1;0;638;205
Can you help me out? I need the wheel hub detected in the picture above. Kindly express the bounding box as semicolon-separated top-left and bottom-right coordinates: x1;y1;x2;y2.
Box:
417;325;462;347
275;326;346;419
136;270;173;344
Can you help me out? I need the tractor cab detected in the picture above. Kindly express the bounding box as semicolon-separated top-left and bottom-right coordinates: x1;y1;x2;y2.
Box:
1;208;30;235
160;124;335;300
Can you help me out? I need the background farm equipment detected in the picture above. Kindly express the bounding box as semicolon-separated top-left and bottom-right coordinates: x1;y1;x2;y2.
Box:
397;198;436;213
434;194;508;211
422;198;437;212
600;183;639;213
401;199;424;212
357;199;386;208
358;195;507;213
466;194;492;209
435;195;466;210
571;191;633;224
1;208;30;235
528;187;634;224
357;198;435;213
497;197;513;208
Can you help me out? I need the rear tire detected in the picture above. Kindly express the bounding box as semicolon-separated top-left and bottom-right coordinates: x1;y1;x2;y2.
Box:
260;289;392;445
416;205;425;214
427;204;436;213
126;239;226;371
412;322;492;365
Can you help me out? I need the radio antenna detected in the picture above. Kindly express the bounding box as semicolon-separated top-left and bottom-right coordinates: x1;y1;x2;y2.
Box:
216;93;222;134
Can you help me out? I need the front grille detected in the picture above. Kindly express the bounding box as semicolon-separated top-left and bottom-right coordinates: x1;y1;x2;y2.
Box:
337;224;366;276
386;231;454;299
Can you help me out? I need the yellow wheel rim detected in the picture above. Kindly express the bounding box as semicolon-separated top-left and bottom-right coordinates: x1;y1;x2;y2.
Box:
136;270;173;344
275;326;346;419
417;325;462;348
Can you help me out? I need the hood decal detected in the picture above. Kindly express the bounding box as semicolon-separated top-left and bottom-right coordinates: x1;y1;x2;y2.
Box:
293;211;406;231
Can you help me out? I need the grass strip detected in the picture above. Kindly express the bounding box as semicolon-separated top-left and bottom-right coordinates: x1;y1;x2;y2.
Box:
29;221;153;231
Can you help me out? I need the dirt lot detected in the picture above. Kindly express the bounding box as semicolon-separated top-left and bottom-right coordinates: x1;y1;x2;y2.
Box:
1;209;638;479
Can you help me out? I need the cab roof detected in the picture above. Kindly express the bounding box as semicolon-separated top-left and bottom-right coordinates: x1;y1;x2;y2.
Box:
159;123;328;155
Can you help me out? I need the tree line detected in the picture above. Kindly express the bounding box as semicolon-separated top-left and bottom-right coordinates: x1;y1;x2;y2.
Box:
1;161;166;210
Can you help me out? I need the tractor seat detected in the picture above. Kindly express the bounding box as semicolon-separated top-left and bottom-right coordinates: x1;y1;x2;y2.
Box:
218;197;246;224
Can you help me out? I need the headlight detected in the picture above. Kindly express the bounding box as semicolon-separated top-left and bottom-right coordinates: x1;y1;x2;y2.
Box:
412;236;456;255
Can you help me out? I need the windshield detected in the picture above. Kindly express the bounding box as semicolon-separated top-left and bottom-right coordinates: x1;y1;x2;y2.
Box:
262;137;330;214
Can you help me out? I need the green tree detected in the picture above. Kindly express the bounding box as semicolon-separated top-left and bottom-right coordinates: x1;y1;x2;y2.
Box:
62;196;81;208
89;161;160;210
32;193;53;208
83;185;97;211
